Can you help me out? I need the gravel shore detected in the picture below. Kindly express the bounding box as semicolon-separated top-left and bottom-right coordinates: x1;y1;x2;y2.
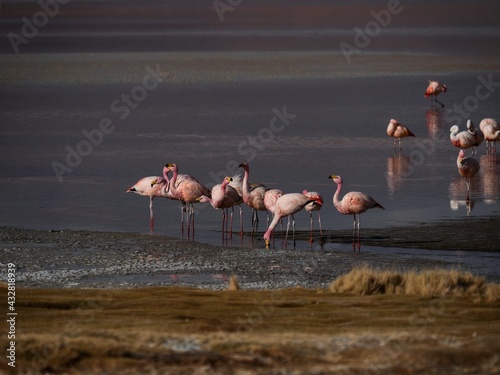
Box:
1;218;499;290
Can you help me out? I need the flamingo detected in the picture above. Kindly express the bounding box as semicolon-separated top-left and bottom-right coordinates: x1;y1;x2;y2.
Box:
479;118;500;154
198;176;243;239
328;175;384;251
302;190;323;243
425;80;447;107
450;125;476;154
467;119;484;154
163;163;211;238
263;193;321;248
386;119;416;151
126;175;167;234
239;163;269;234
457;149;480;201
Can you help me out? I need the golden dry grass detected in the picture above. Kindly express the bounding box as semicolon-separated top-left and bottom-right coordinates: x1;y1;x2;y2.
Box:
329;266;500;302
1;269;499;374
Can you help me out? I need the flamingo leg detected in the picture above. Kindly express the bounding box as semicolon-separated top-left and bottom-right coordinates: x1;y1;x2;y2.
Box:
149;197;154;234
309;212;313;243
435;98;445;108
352;215;356;251
292;214;296;247
238;205;244;236
357;214;361;251
317;211;323;238
221;210;226;241
229;207;234;239
284;215;291;248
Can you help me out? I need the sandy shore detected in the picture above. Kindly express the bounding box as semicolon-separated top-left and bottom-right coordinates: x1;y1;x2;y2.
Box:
1;217;499;290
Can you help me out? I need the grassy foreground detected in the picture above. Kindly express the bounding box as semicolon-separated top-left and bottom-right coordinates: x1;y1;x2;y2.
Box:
2;268;499;374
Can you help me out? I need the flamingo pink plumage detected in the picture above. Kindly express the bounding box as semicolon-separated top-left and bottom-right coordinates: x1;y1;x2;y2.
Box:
425;80;447;107
457;149;480;201
126;175;167;234
479;118;499;154
450;124;476;154
239;163;269;234
198;176;243;239
467;119;484;154
164;163;211;238
329;175;384;251
386;119;416;151
302;190;323;243
263;193;321;248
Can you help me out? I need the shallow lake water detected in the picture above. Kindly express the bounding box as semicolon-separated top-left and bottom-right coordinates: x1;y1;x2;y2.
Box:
1;0;499;282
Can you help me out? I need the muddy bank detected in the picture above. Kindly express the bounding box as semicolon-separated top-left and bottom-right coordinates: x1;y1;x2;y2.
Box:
1;218;499;290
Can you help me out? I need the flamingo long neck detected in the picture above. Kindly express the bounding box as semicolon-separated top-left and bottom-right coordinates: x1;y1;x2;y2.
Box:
264;213;281;241
333;182;343;210
169;166;179;195
242;167;250;196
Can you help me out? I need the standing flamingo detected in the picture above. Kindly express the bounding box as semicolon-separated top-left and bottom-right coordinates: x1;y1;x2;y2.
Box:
302;190;323;243
479;118;499;154
263;193;321;248
126;175;167;234
386;119;416;151
450;125;476;154
239;163;268;234
163;163;211;238
198;176;243;239
425;80;447;107
467;119;484;154
457;149;480;201
328;175;384;251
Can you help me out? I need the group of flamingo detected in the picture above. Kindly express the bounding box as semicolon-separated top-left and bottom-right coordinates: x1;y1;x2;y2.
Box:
387;81;499;202
127;160;384;250
127;80;498;250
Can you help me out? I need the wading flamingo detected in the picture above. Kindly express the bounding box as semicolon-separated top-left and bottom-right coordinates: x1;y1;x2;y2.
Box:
328;175;384;251
467;119;484;154
479;118;500;154
302;190;323;243
425;80;447;107
263;193;321;248
450;125;476;154
198;176;243;239
386;119;416;151
126;175;167;234
239;163;269;234
163;163;211;238
457;149;480;201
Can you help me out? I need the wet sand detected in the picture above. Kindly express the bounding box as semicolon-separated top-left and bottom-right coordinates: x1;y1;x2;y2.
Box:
2;217;499;290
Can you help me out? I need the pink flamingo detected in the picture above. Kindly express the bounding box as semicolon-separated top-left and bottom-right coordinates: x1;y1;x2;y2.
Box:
164;163;211;238
328;175;384;251
302;190;323;243
263;193;322;248
467;119;484;154
425;80;447;107
450;125;476;154
386;119;416;151
239;163;268;234
126;175;167;234
479;118;500;154
457;149;480;201
198;176;243;239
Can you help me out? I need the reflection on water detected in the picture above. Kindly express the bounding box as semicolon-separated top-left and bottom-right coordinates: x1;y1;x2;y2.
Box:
480;154;500;205
386;153;413;195
449;153;500;215
426;108;444;139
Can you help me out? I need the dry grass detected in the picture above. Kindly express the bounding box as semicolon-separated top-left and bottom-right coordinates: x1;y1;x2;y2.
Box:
1;269;499;374
227;275;240;291
329;266;500;302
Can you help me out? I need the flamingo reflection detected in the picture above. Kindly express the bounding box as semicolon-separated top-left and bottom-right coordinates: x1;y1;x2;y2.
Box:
426;108;443;139
480;154;500;205
386;153;412;195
